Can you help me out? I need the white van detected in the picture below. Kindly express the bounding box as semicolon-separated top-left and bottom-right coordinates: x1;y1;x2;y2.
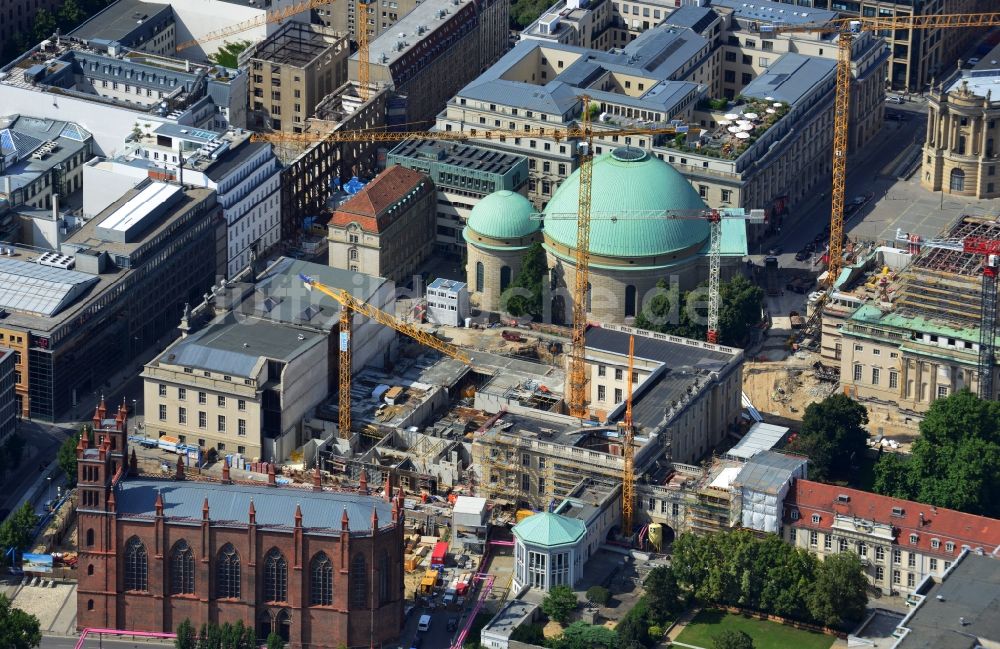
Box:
417;615;432;632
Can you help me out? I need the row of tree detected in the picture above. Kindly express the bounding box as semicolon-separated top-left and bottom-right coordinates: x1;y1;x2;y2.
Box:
175;619;285;649
1;0;114;65
0;503;40;565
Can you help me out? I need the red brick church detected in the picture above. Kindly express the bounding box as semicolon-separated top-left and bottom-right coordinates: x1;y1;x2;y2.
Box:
76;400;405;648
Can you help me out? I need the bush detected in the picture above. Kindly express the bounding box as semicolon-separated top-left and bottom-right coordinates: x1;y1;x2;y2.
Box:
542;585;578;626
586;586;611;607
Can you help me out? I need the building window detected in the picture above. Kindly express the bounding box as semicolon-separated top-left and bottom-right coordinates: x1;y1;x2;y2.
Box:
198;392;206;405
907;573;915;588
86;529;94;547
929;558;938;572
218;396;226;408
179;407;187;425
944;561;951;571
159;405;167;421
178;388;186;400
931;538;940;549
950;168;965;191
349;248;358;260
500;266;512;293
218;415;226;433
889;371;899;389
839;538;848;553
216;544;241;599
598;365;606;377
853;364;863;381
876;546;885;562
721;189;732;203
811;514;820;524
909;533;918;545
199;412;207;428
475;262;484;292
872;368;880;385
858;542;868;558
238;419;246;436
892;570;900;584
893;549;901;564
875;566;884;582
615;368;623;381
823;534;832;550
908;553;916;568
945;542;954;553
809;531;818;546
264;548;287;602
238;399;246;411
170;540;195;595
598;385;606;402
615;388;623;402
937;386;948;399
124;537;148;592
309;552;333;606
351;553;367;608
159;384;167;397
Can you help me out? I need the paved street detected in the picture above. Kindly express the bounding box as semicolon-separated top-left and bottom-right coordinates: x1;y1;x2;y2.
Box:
41;635;170;649
0;421;70;521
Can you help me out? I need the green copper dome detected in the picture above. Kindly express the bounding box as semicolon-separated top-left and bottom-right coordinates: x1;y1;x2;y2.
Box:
543;147;709;259
466;190;540;240
513;512;586;548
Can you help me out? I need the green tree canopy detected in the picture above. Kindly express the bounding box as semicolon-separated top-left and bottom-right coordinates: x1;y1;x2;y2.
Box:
788;394;869;481
643;567;683;623
176;619;197;649
614;597;652;648
634;277;761;344
266;632;285;649
510;623;546;645
634;279;674;332
873;389;1000;516
712;629;755;649
807;552;869;628
550;621;618;649
209;41;252;69
0;594;41;649
510;0;551;28
57;426;93;486
0;503;39;562
502;242;546;320
542;585;579;626
717;275;764;346
586;585;611;607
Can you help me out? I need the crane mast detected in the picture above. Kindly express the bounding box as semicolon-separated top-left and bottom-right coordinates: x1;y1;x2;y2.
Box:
567;97;595;419
621;335;635;535
357;0;370;101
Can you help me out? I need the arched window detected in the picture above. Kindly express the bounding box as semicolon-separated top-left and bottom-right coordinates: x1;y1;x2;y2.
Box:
86;529;94;547
216;543;241;599
310;552;333;606
625;285;637;318
264;548;288;603
87;599;94;611
170;540;195;595
349;247;358;260
350;553;367;608
124;536;147;592
275;609;291;642
500;266;512;293
378;550;390;603
87;564;94;576
476;262;484;292
950;167;965;192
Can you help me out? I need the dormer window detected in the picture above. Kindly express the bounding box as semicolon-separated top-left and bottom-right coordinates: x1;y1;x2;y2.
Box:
945;542;955;552
790;509;799;520
909;533;918;545
811;514;820;524
931;539;940;549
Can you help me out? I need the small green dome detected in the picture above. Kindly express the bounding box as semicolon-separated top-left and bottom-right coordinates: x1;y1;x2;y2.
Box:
513;512;586;548
466;190;540;240
543;147;709;259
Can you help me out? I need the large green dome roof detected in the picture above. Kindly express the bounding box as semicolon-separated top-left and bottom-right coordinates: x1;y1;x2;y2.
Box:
543;147;709;258
467;190;540;240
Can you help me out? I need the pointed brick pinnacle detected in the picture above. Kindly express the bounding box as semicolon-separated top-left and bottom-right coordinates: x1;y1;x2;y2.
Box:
371;505;379;530
249;498;257;524
295;503;303;527
202;497;210;519
359;468;368;493
313;463;322;490
222;456;231;482
341;507;350;530
154;489;164;515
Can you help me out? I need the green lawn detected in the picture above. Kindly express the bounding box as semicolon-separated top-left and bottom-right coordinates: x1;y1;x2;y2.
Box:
675;609;835;649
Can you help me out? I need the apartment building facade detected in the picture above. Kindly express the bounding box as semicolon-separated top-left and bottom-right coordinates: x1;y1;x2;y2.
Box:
0;349;16;445
0;116;94;211
244;23;350;134
327;166;436;284
784;480;1000;596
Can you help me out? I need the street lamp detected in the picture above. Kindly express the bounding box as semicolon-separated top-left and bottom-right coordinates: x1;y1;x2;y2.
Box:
47;477;52;502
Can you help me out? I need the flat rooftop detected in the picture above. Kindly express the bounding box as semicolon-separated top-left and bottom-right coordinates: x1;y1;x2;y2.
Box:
0;257;100;317
894;551;1000;649
741;53;837;106
726;422;789;460
482;600;537;639
70;0;172;43
711;0;837;27
247;22;346;68
388;139;527;175
358;0;475;69
731;450;807;495
0;115;93;192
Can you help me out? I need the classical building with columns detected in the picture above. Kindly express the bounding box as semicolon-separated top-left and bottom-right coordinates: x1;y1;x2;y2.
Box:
76;400;405;648
922;59;1000;199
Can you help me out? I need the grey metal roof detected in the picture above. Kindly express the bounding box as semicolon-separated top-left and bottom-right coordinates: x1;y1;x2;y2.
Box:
709;0;837;26
894;552;1000;649
167;312;324;377
619;26;710;78
0;257;100;317
663;6;719;34
355;0;475;69
115;477;395;532
0;115;93;191
731;450;807;495
740;53;836;106
585;326;735;367
483;600;539;639
204;141;271;182
726;421;789;460
70;0;173;44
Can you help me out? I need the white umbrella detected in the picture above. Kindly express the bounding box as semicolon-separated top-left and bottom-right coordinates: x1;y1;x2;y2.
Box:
736;120;752;127
773;102;783;108
744;112;759;120
765;96;774;101
765;108;776;114
724;113;739;120
718;120;731;126
739;123;754;131
727;126;740;133
735;131;750;139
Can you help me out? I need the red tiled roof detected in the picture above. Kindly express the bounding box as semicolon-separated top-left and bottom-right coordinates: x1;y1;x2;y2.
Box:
785;479;1000;558
330;166;430;233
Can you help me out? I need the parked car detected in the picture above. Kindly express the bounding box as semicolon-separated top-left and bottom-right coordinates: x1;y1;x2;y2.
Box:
767;245;783;255
886;95;905;104
795;249;811;262
969;57;981;66
409;636;423;649
418;615;432;632
447;617;459;632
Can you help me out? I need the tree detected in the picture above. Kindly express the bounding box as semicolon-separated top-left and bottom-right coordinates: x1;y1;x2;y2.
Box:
614;597;651;648
717;276;764;346
586;585;611;607
550;621;619;649
0;434;25;476
32;9;57;41
209;41;252;69
807;552;869;628
712;630;755;649
643;567;682;623
510;623;546;645
873;389;1000;517
502;242;546;320
176;619;197;649
788;394;869;481
0;594;41;649
634;279;675;333
266;632;285;649
0;503;40;562
542;585;578;626
57;0;85;28
57;426;93;485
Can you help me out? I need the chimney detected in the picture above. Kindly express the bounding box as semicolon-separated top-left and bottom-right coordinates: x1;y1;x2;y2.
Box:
919;512;925;526
313;463;322;491
295;504;303;527
267;462;276;486
202;497;210;521
359;468;368;494
222;456;231;483
175;454;185;480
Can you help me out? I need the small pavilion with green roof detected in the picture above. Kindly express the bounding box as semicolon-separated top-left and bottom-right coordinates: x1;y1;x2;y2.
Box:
512;512;587;592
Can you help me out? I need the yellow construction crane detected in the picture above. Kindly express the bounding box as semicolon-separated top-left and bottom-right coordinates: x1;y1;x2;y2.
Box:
300;273;471;438
175;0;327;52
620;335;636;535
357;0;370;101
759;11;1000;284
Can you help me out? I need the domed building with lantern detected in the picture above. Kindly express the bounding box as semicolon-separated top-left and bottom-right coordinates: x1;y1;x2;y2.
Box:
464;147;749;323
